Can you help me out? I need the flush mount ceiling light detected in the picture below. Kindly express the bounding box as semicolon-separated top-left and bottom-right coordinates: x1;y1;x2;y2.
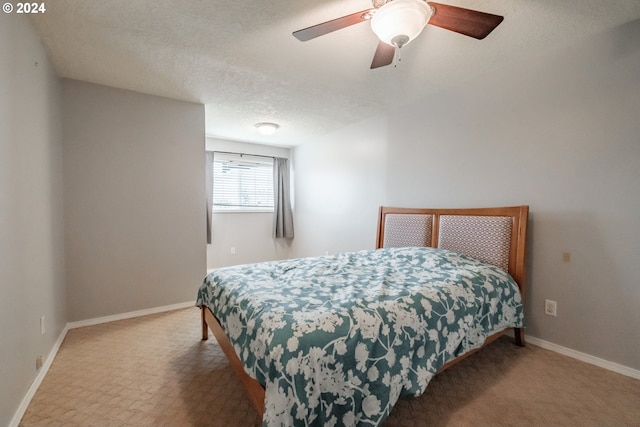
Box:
370;0;433;48
255;122;279;136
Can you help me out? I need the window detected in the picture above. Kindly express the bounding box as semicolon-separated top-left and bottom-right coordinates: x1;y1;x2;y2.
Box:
212;152;274;212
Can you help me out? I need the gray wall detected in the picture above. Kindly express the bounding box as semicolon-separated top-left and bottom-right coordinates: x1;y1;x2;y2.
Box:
205;138;292;269
3;18;207;424
0;15;66;427
62;80;206;321
292;125;387;257
292;21;640;370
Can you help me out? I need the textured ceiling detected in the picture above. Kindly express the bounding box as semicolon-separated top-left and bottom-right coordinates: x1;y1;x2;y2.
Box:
29;0;640;146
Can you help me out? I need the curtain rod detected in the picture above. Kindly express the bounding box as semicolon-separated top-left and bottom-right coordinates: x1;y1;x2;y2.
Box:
212;150;278;160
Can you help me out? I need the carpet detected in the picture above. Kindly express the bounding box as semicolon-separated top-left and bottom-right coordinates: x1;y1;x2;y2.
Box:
20;308;640;426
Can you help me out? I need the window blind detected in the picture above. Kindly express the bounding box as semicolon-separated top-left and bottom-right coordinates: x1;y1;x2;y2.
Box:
213;152;274;211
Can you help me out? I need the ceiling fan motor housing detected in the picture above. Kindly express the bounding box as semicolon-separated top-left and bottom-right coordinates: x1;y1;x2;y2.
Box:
371;0;433;47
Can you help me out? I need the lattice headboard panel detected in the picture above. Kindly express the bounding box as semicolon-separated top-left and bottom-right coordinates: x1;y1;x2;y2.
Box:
383;214;433;248
376;206;529;294
438;215;512;271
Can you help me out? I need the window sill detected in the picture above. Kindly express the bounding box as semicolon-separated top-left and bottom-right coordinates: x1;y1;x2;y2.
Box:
213;209;274;214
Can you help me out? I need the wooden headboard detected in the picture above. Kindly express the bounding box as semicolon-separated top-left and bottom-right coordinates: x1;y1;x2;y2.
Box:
376;206;529;297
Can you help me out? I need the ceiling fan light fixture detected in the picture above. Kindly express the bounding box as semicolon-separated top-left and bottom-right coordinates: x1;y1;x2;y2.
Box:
255;122;279;136
371;0;432;48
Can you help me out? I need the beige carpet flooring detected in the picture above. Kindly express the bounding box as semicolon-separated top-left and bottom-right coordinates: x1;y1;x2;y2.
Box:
20;308;640;427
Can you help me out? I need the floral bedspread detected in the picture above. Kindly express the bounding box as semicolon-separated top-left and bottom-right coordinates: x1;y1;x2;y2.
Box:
196;247;523;426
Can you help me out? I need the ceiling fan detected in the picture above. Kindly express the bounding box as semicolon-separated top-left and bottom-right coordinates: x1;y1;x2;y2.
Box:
292;0;504;69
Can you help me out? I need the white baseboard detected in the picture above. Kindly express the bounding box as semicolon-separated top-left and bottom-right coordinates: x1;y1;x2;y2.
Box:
67;301;196;329
9;323;69;427
526;335;640;380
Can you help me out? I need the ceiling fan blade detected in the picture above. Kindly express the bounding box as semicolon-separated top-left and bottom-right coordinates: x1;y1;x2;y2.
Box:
370;41;396;69
427;2;503;40
293;10;372;42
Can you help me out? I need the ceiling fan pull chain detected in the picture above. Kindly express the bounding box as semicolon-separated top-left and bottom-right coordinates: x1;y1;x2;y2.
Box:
395;47;401;68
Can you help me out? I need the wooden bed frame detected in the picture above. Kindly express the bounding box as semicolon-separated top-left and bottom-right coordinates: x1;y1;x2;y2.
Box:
201;205;529;418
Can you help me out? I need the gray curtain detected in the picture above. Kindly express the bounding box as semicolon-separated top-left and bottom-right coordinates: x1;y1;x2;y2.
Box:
273;157;294;239
206;151;214;244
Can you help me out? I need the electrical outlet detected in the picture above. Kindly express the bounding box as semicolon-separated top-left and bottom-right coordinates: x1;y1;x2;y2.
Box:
544;299;557;316
36;355;43;370
230;247;236;255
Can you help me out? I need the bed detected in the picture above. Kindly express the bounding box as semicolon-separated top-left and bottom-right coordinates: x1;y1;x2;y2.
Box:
198;205;529;426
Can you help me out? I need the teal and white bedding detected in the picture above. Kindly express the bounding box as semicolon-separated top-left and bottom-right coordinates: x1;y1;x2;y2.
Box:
196;246;523;426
